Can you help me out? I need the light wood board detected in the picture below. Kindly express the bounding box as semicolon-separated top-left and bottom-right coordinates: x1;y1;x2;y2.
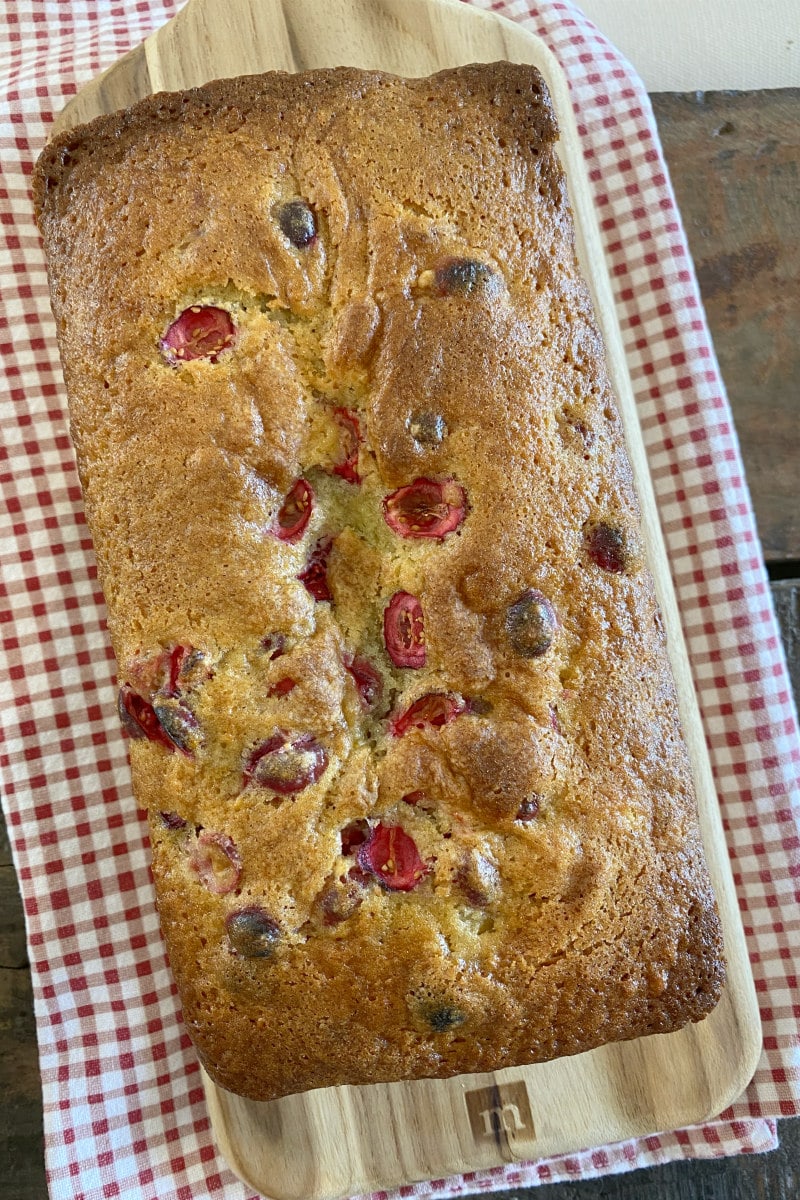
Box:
50;2;763;1197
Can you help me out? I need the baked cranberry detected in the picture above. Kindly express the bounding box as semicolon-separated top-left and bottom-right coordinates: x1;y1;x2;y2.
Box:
425;1004;466;1032
408;410;447;448
298;536;333;601
275;478;314;542
571;420;595;458
151;698;202;755
178;646;211;691
585;522;628;573
160;305;235;364
505;590;557;658
357;823;429;891
340;818;371;856
455;852;499;907
345;655;383;708
260;632;286;660
277;200;317;248
434;257;494;296
316;872;366;926
267;677;296;698
516;795;541;822
401;790;426;807
332;407;362;484
118;645;206;755
243;730;328;794
383;478;466;540
384;592;426;668
118;685;174;750
390;692;467;737
190;831;242;895
126;648;170;699
226;907;281;957
159;811;187;830
163;645;186;696
117;685;154;740
127;643;209;698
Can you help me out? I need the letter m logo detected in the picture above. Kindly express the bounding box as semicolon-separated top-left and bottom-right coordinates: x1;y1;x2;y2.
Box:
465;1082;535;1143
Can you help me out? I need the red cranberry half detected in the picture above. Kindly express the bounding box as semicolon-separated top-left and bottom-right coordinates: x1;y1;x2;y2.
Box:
345;655;383;709
585;523;628;573
298;536;333;601
332;408;362;485
160;305;236;364
118;685;175;751
390;691;467;738
226;907;281;958
276;478;314;542
357;823;429;891
383;478;466;540
384;592;426;668
243;730;328;795
190;831;242;895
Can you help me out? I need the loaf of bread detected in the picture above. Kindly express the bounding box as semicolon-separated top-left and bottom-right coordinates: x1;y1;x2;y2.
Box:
34;63;724;1101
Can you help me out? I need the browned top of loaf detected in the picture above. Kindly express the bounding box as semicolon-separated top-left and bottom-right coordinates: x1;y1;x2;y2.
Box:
34;64;724;1102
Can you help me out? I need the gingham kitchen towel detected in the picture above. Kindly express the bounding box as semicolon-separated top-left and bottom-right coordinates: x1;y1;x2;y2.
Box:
1;1;799;1197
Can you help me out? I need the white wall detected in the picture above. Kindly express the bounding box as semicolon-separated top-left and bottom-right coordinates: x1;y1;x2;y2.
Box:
576;1;800;90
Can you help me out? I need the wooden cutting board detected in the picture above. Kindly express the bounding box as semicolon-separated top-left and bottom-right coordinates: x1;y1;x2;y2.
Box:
50;2;762;1197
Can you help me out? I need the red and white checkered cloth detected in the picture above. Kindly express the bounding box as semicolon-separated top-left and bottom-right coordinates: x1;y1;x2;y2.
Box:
1;1;799;1196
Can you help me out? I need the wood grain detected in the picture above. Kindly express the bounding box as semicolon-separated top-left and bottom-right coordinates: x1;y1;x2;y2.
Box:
38;1;766;1196
651;90;800;564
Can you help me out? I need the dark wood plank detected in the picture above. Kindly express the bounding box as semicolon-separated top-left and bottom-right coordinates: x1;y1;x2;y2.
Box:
650;89;800;563
497;1116;800;1199
771;581;800;703
0;808;12;867
0;866;29;971
0;968;46;1200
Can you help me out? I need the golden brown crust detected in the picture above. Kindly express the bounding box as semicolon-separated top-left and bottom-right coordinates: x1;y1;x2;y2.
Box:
34;63;724;1101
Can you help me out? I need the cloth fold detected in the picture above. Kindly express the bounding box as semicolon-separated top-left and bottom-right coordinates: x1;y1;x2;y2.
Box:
1;1;798;1197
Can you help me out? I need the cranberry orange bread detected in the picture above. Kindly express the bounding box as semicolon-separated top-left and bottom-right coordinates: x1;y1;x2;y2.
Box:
34;64;724;1101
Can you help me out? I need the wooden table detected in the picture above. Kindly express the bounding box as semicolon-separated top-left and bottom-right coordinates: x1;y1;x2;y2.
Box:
2;87;798;1200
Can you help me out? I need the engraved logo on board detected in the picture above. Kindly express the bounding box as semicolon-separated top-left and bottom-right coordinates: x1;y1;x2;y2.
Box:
465;1081;535;1142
